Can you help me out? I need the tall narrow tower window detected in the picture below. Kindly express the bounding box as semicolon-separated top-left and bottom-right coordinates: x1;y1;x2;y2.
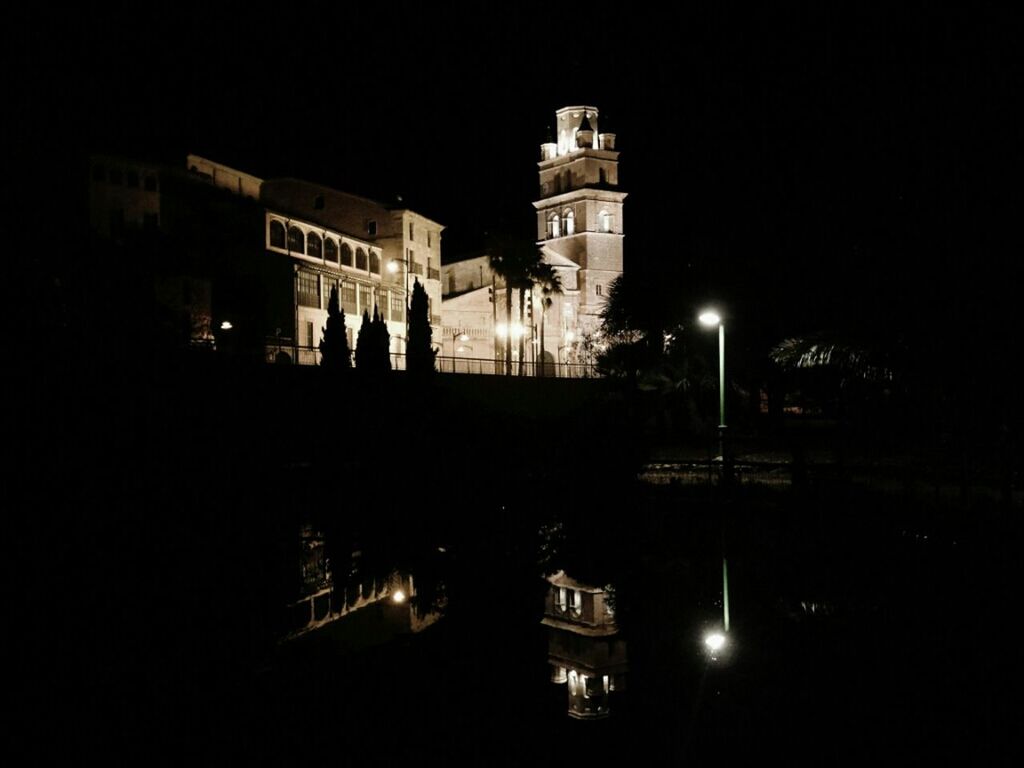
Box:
547;213;561;239
599;211;613;233
562;209;575;236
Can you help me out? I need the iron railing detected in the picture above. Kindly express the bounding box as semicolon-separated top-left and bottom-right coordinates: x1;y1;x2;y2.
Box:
265;342;598;377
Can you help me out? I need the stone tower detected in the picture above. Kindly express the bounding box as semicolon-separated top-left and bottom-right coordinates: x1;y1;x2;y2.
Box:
534;105;626;340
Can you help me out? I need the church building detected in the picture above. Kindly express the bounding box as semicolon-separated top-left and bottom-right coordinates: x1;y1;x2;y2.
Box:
440;105;625;374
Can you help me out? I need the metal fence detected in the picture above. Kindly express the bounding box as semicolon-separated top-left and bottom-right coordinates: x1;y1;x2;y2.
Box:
264;343;598;378
435;355;597;377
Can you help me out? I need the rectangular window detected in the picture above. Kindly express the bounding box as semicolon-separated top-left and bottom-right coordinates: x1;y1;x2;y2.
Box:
306;321;315;349
596;284;603;296
376;288;388;315
409;222;414;241
297;272;319;308
427;230;432;249
341;282;357;314
359;285;372;315
322;279;336;307
366;220;377;236
391;294;404;322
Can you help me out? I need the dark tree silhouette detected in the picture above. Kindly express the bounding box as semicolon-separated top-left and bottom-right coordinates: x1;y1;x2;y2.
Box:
318;286;351;370
406;279;436;374
354;310;373;370
489;238;538;375
372;305;391;370
532;261;562;376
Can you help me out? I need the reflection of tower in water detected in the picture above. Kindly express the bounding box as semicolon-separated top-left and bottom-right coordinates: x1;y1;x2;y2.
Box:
542;571;628;720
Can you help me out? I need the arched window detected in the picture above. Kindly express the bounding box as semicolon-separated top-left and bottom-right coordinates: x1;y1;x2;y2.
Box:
599;211;612;233
324;237;338;263
355;248;368;270
369;251;380;274
547;212;560;239
270;220;286;248
340;243;353;267
307;232;322;259
288;226;304;253
562;209;575;236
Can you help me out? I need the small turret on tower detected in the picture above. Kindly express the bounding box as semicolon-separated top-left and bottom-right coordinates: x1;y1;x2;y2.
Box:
540;123;557;161
555;106;599;155
576;110;595;149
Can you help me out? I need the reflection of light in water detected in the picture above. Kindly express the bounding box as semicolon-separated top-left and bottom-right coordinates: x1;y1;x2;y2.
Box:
391;590;406;604
705;632;726;651
704;631;726;655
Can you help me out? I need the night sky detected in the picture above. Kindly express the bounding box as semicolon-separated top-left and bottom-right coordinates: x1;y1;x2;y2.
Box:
21;5;1022;364
10;8;1021;760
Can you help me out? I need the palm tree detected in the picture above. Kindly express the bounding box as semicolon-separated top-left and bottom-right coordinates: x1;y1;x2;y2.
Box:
531;261;562;376
489;239;540;375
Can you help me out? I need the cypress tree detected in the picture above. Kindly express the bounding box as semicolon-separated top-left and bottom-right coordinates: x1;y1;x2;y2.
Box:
319;286;351;370
372;305;391;370
407;279;436;374
354;310;373;369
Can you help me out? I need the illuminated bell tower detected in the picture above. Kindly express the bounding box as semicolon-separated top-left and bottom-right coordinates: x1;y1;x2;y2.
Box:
534;105;626;340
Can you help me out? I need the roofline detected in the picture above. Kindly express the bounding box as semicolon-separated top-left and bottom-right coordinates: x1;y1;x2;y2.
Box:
262;177;445;229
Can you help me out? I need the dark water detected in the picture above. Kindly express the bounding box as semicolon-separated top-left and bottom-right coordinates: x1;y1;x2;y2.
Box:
19;367;1015;763
59;480;1004;764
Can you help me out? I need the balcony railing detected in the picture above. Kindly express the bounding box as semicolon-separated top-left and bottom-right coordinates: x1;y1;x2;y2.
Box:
410;262;424;276
264;344;598;377
431;314;442;326
427;267;440;280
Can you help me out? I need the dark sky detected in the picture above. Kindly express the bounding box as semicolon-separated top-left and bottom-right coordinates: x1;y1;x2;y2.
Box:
22;4;1021;343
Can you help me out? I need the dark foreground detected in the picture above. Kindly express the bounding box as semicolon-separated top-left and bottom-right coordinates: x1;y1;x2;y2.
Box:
13;360;1017;763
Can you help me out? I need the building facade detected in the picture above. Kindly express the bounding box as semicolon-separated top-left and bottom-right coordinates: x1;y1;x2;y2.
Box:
257;173;445;358
89;153;445;365
440;105;624;374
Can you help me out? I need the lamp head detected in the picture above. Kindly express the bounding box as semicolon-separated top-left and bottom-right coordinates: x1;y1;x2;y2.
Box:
387;260;400;274
698;310;722;328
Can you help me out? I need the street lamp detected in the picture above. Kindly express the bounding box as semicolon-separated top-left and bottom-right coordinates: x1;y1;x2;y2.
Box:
699;308;730;634
451;330;469;372
698;310;726;459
